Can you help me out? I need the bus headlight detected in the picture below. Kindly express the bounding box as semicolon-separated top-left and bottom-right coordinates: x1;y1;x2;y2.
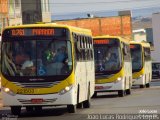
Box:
114;77;122;83
136;75;143;80
3;87;16;96
117;77;122;81
59;85;73;95
4;88;10;92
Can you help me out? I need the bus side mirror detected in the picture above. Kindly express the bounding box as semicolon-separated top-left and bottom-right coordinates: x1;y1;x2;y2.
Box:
144;51;148;57
123;47;127;55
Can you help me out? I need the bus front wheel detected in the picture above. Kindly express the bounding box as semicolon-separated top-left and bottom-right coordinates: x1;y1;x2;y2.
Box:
126;89;131;95
146;83;150;88
140;85;145;88
67;105;76;113
83;98;91;108
118;90;125;97
11;106;21;115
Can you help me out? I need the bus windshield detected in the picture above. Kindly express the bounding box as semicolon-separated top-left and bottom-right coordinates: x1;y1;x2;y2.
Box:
1;28;73;79
2;40;72;77
94;38;122;75
130;44;142;72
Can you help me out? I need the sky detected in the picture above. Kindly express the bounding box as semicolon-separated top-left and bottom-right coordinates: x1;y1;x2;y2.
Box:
50;0;160;15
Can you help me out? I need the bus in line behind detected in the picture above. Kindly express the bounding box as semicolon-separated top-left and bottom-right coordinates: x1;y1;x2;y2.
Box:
93;35;132;97
130;41;152;88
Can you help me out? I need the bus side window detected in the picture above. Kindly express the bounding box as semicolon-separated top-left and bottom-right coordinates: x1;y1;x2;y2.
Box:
73;33;82;62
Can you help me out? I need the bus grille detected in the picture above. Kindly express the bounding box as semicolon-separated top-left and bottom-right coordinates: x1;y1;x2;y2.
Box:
12;81;61;88
18;98;57;104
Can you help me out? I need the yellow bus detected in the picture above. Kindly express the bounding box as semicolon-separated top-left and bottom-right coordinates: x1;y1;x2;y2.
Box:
93;36;132;97
130;41;152;88
1;23;95;115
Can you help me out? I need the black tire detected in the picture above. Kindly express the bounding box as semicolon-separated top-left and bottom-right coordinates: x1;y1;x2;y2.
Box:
67;105;76;113
126;89;131;95
92;92;97;98
83;99;91;108
118;90;125;97
26;106;34;112
77;103;83;108
11;106;21;115
140;85;145;88
146;83;150;88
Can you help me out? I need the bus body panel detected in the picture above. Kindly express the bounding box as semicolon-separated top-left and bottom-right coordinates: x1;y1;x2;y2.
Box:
1;74;73;95
95;61;132;92
2;86;77;106
74;61;95;103
95;78;124;91
132;75;145;85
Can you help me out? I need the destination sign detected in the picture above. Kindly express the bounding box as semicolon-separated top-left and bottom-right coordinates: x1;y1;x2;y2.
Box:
11;28;55;36
2;27;69;39
94;39;110;44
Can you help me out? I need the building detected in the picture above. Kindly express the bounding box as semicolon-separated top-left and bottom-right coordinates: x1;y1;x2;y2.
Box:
0;0;51;33
21;0;51;24
133;29;147;42
0;0;23;33
8;0;23;26
151;13;160;62
145;28;154;49
0;0;9;33
133;28;154;51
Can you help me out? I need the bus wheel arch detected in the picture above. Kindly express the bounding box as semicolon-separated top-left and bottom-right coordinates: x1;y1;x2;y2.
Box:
67;104;76;113
83;82;91;108
11;106;21;115
92;92;97;98
77;84;83;108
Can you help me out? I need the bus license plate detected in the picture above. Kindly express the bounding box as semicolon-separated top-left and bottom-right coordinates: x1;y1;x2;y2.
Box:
31;99;44;104
17;89;34;94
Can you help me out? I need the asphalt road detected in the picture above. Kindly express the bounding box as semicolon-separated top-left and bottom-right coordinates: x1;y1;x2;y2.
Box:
0;79;160;120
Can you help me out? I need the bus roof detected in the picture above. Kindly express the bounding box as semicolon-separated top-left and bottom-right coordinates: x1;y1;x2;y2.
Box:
130;41;150;48
2;23;92;36
93;35;130;44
